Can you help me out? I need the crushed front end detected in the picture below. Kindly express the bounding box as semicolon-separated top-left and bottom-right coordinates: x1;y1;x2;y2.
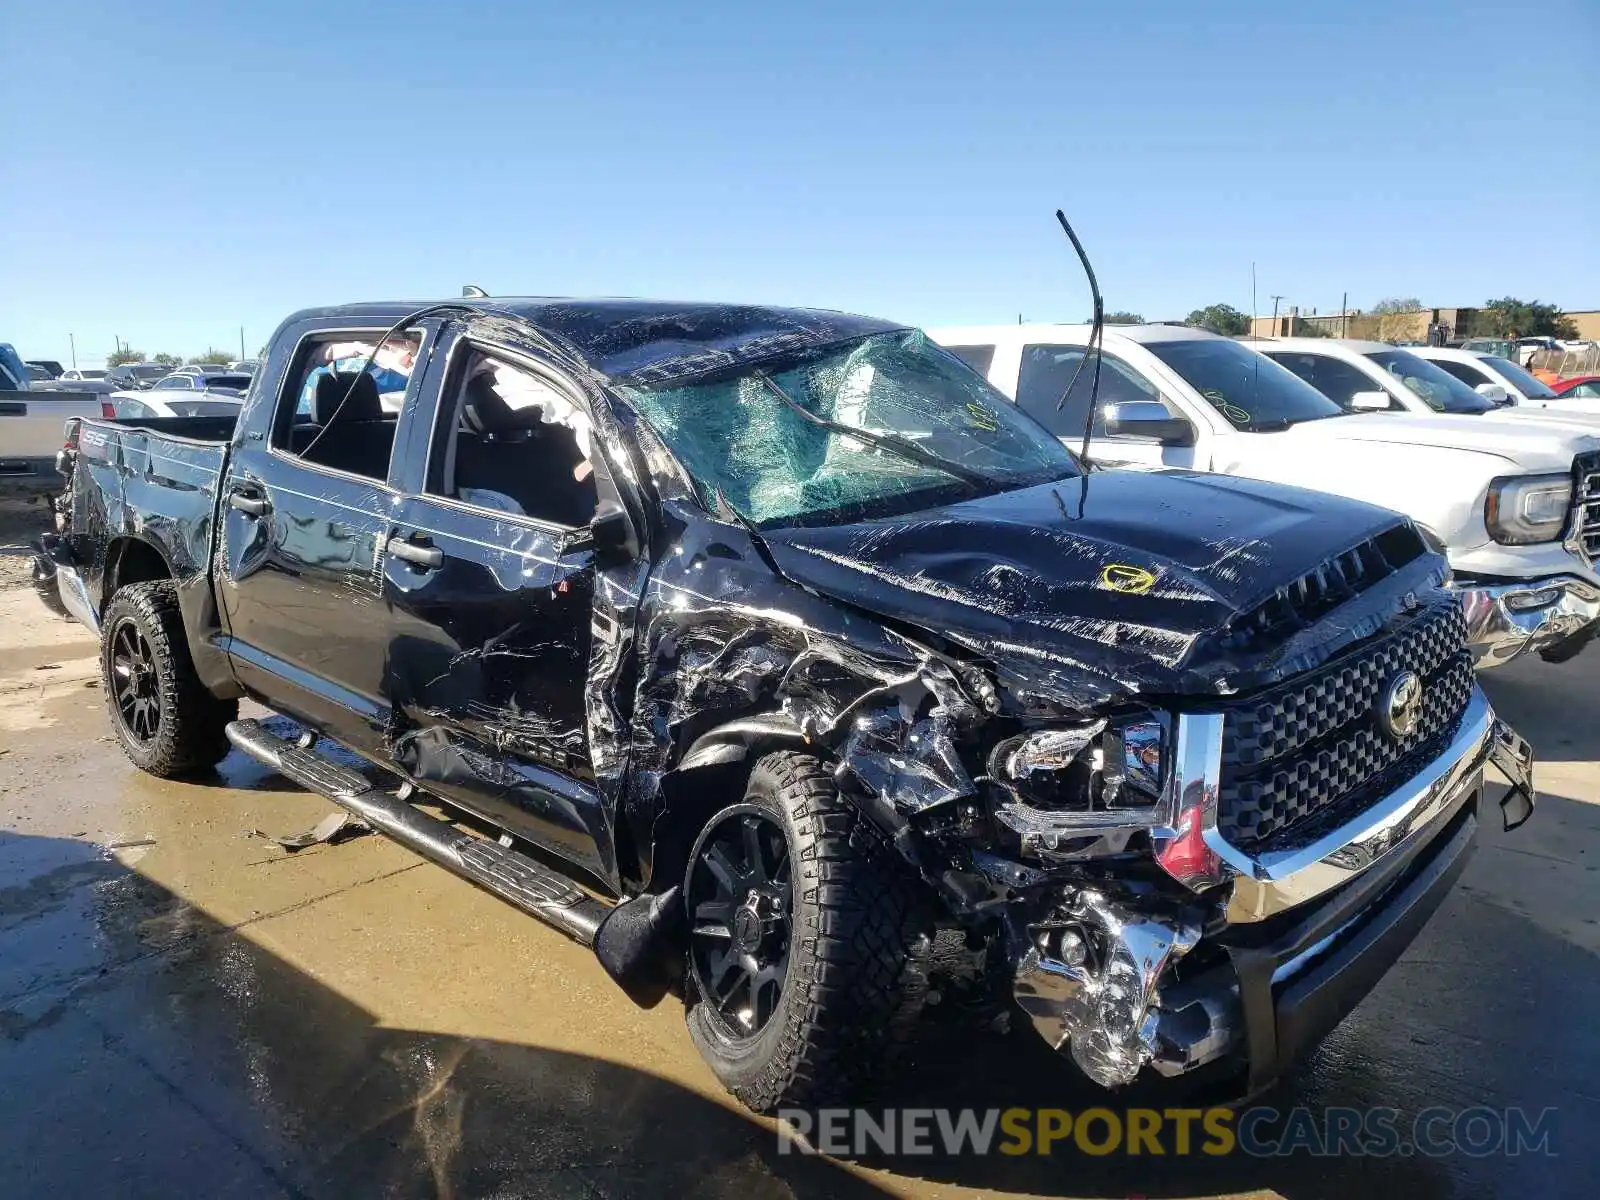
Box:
982;600;1534;1092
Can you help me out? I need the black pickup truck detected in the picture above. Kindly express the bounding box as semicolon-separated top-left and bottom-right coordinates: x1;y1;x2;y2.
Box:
36;297;1536;1112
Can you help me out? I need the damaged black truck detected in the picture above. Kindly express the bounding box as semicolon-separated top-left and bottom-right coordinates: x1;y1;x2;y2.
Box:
37;298;1536;1112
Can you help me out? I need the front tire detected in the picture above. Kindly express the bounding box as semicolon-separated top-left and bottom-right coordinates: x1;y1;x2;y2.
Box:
685;751;932;1113
101;580;236;777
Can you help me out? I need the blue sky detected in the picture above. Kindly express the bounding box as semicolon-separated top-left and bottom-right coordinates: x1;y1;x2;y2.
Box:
3;0;1596;366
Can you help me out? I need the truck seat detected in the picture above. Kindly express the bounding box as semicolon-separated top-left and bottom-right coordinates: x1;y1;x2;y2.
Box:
298;371;397;479
453;381;595;526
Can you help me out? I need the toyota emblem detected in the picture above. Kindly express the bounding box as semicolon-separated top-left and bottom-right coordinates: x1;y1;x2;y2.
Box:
1378;671;1424;740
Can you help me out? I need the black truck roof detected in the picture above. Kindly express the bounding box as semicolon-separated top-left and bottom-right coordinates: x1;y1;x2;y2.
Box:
283;298;907;387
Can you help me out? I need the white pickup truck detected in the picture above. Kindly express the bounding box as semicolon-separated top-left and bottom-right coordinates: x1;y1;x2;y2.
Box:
931;323;1600;667
0;384;106;496
1259;338;1600;424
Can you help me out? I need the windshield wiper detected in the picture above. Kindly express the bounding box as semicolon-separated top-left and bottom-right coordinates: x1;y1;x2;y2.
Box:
755;373;994;490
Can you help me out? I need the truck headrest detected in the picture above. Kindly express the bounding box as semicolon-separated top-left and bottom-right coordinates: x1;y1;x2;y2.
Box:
311;371;381;425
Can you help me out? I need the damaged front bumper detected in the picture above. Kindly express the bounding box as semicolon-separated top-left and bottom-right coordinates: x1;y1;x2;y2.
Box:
1011;688;1535;1091
1452;574;1600;667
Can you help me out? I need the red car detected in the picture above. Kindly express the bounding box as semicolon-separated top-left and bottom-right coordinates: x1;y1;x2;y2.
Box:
1553;375;1600;399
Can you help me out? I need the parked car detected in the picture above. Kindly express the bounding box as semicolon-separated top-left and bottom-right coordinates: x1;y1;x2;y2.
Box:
24;365;54;383
105;391;245;419
146;371;252;394
227;359;260;374
1553;376;1600;399
932;323;1600;665
106;362;173;391
1412;346;1600;414
0;344;30;390
1261;339;1600;422
33;296;1536;1113
172;363;231;377
0;385;107;496
26;360;64;379
59;369;108;382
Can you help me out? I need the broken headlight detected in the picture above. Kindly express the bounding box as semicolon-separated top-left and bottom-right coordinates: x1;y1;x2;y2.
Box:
993;716;1166;813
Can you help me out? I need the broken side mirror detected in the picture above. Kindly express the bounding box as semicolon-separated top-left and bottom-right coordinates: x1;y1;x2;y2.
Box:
1102;401;1195;445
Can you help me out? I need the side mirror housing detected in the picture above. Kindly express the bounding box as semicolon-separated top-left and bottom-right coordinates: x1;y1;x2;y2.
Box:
1350;391;1391;411
1102;400;1195;445
1476;382;1512;405
589;501;636;566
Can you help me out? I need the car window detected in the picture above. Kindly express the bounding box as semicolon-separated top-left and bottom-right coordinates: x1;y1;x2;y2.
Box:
1264;352;1398;411
943;345;995;376
1430;358;1491;388
1568;382;1600;399
1365;350;1495;414
271;330;416;483
426;346;599;528
1480;355;1558;399
153;377;186;390
1015;344;1181;438
115;399;151;419
1144;338;1345;430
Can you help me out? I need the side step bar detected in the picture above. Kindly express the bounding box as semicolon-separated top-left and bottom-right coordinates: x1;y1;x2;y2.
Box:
225;718;610;946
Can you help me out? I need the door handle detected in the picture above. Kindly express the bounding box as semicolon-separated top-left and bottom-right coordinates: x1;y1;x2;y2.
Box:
387;536;443;569
228;489;269;516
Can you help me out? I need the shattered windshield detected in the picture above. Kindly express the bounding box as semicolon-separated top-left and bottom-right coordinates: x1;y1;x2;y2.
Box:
1146;338;1345;430
620;329;1079;527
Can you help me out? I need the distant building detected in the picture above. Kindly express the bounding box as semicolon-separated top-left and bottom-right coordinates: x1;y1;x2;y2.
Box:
1249;306;1600;342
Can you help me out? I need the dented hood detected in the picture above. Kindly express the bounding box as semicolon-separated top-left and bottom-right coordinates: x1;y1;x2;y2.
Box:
758;470;1416;697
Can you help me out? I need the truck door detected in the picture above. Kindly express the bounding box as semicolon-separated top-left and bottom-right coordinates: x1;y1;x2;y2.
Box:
383;336;612;883
1010;342;1204;471
214;322;422;755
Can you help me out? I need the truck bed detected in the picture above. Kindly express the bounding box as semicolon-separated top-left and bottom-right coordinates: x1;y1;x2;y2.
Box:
62;416;236;627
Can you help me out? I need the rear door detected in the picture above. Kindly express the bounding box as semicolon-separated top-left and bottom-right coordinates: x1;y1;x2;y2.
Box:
213;318;424;754
383;330;614;882
1013;342;1202;470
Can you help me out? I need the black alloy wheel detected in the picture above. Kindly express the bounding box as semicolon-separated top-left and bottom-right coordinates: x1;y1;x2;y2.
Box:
687;805;794;1039
109;617;162;743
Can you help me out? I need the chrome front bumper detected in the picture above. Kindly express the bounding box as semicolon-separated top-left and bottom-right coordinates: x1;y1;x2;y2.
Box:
1012;687;1535;1088
1452;575;1600;667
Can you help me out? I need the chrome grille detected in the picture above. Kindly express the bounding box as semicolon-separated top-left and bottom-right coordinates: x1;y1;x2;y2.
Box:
1574;451;1600;564
1215;603;1473;851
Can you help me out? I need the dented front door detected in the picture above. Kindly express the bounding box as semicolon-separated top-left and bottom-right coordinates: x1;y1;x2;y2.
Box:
382;493;609;880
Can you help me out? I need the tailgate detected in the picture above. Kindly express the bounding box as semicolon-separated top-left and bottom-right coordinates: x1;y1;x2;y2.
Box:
0;389;105;460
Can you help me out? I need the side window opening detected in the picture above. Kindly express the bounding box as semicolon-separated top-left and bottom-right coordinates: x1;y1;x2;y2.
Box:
429;346;599;528
944;344;995;376
1267;352;1396;411
272;330;420;482
1016;344;1180;439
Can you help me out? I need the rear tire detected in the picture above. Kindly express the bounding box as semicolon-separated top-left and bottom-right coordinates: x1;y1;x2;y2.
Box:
101;581;236;778
685;751;932;1113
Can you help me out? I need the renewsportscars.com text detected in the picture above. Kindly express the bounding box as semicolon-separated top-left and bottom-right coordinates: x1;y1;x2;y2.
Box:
776;1106;1557;1159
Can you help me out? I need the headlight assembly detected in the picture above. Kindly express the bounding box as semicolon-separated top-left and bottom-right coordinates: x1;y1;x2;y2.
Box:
994;716;1166;813
1485;474;1572;545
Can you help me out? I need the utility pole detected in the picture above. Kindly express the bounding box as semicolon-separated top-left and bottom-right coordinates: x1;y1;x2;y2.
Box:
1271;295;1286;335
1251;263;1257;336
69;334;76;369
1341;291;1348;338
239;326;246;360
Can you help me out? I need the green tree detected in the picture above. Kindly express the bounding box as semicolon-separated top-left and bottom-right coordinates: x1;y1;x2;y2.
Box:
1469;298;1578;340
1103;310;1145;325
152;353;181;367
1371;297;1423;314
1184;303;1250;337
187;348;234;365
107;348;146;366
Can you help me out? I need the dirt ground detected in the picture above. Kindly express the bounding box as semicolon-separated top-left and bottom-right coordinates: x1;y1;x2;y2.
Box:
0;562;1594;1199
0;497;52;591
